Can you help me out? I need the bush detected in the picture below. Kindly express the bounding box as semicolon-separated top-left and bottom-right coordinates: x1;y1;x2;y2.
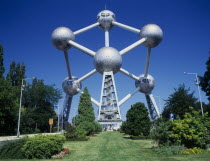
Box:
93;121;102;133
77;121;95;136
0;138;27;159
65;124;77;140
21;134;66;159
182;147;204;154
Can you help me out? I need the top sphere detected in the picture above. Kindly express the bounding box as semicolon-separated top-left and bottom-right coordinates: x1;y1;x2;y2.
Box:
97;10;116;30
139;24;163;48
51;27;75;51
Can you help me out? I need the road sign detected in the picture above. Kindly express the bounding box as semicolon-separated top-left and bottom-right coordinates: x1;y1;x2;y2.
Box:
49;118;53;125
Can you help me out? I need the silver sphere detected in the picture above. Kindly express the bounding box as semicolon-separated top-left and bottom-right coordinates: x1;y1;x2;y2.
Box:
51;27;75;51
97;10;116;30
135;74;155;94
62;76;81;95
139;24;163;48
94;47;122;74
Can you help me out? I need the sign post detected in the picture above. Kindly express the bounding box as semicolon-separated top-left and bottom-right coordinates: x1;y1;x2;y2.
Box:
49;118;53;133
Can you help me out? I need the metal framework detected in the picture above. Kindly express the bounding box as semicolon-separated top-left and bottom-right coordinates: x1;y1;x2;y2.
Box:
51;10;163;129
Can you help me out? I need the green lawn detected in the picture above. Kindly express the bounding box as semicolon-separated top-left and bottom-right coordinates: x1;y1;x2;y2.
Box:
1;131;210;161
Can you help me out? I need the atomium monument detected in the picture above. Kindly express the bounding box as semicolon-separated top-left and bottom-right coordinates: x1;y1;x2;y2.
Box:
51;10;163;129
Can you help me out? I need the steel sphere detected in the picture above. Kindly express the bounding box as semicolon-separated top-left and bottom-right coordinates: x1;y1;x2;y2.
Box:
139;24;163;48
51;27;75;51
97;10;116;30
94;47;122;74
62;76;81;95
135;74;155;93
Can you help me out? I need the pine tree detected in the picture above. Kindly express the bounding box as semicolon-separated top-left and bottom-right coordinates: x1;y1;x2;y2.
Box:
0;45;5;79
75;87;95;125
125;102;151;136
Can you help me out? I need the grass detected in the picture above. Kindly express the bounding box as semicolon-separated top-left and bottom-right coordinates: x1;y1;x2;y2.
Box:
1;132;210;161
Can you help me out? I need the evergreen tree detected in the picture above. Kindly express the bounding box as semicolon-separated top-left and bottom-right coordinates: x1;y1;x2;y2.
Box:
75;87;95;125
0;45;5;79
74;87;98;135
125;102;151;136
162;84;198;119
199;56;210;101
6;61;25;86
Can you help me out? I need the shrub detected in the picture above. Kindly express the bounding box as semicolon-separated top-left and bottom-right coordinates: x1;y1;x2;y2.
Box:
151;118;172;146
0;138;27;159
93;121;102;133
65;124;77;140
21;134;66;159
182;147;204;154
77;121;95;136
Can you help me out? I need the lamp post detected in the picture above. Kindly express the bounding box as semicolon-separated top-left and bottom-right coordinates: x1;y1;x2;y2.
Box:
17;77;35;137
184;72;204;116
57;103;60;132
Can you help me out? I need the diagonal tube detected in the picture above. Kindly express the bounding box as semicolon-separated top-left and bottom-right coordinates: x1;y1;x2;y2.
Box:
73;22;100;35
112;21;140;34
77;69;97;82
119;68;139;81
119;38;147;56
68;40;95;57
64;51;72;79
144;48;151;77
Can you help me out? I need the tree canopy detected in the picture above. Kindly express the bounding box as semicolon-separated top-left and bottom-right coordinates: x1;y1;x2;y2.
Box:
125;102;151;136
162;84;199;119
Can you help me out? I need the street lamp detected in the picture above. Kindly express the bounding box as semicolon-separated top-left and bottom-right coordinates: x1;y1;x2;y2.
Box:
184;72;204;116
17;77;35;137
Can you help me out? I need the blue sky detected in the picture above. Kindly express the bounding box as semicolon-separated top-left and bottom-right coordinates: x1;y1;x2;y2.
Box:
1;0;210;121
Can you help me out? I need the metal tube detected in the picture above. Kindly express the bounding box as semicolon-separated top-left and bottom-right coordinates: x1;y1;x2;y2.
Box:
119;38;147;56
119;68;139;81
196;74;204;116
144;48;151;77
17;79;24;137
68;40;95;57
91;97;100;107
119;87;140;106
64;51;72;79
73;22;100;35
105;30;109;47
112;21;140;34
77;69;97;82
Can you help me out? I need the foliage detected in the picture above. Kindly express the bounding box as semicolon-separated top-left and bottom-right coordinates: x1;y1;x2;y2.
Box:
162;84;199;119
0;138;27;159
74;87;95;126
0;78;19;135
21;135;66;159
153;145;186;155
125;102;151;136
93;121;102;133
152;109;210;149
64;123;88;141
182;147;204;154
169;108;210;149
77;121;95;136
199;56;210;101
20;78;62;133
151;118;172;146
120;121;130;134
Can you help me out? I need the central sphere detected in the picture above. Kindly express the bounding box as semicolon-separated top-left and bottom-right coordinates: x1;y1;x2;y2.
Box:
94;47;122;74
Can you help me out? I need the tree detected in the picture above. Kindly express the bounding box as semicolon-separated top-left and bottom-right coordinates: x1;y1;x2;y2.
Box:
162;84;199;119
199;56;210;101
74;87;100;135
75;87;95;125
125;102;151;136
0;45;5;79
0;79;18;135
6;61;26;86
21;78;62;133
